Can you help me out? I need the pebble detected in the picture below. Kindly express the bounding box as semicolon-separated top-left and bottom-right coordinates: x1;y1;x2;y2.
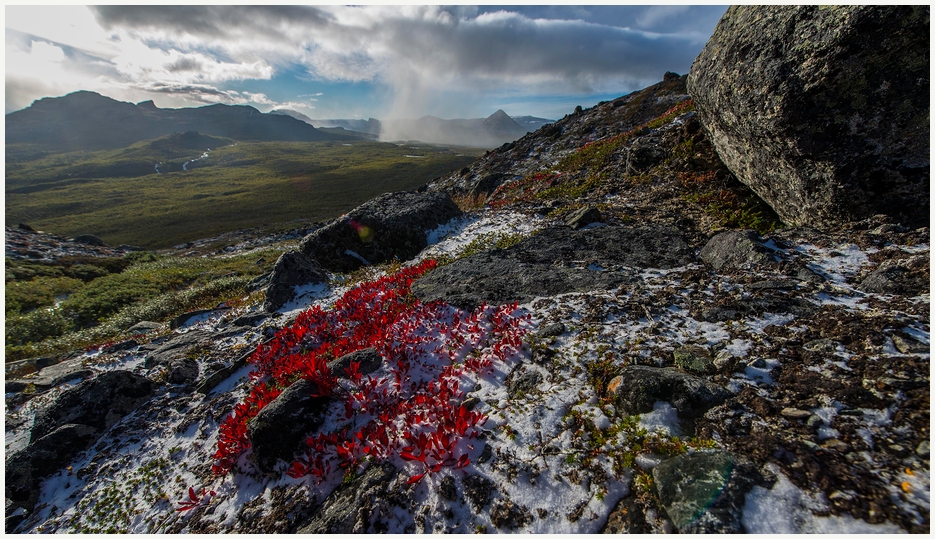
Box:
823;439;849;452
916;440;930;458
781;407;812;419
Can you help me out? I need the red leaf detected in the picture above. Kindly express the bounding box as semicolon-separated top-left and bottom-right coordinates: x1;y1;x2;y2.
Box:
407;473;425;484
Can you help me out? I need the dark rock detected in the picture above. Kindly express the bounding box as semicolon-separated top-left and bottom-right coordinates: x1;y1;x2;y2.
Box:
247;378;331;474
507;366;543;398
143;330;214;369
470;173;509;198
490;499;532;530
170;308;225;330
699;296;816;322
16;223;35;232
231;313;268;327
298;191;462;273
102;339;139;353
262;250;328;312
6;423;100;509
462;474;497;511
30;370;155;443
412;225;692;309
563;206;602;229
857;254;929;295
537;322;566;338
699;230;774;271
602;494;648;533
688;6;930;228
295;462;398;533
439;476;458;501
673;345;716;375
663;71;681;83
127;321;162;335
627;136;666;172
477;443;493;464
167;357;199;386
72;234;107;247
607;366;731;419
652;451;765;533
195;347;253;394
327;347;383;380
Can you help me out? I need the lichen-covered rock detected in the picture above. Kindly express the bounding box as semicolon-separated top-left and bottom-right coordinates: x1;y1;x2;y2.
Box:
295;462;399;533
652;451;766;533
411;225;693;309
699;230;774;271
6;424;100;510
262;250;328;312
688;6;930;228
247;379;331;474
608;366;731;419
673;345;716;375
299;191;462;273
857;254;930;295
30;370;155;443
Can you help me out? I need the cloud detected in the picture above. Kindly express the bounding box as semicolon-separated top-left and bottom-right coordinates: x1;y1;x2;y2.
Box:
8;5;725;116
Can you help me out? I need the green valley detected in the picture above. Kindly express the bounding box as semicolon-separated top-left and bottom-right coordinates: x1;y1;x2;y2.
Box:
5;139;483;249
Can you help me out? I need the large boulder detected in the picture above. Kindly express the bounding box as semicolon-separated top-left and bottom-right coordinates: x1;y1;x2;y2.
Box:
247;379;331;475
9;370;155;511
30;370;155;442
295;462;399;533
298;191;462;273
653;451;765;533
411;225;693;309
607;366;731;419
688;6;930;228
262;250;328;312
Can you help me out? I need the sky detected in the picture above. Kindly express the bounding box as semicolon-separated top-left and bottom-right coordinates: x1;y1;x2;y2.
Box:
5;5;727;121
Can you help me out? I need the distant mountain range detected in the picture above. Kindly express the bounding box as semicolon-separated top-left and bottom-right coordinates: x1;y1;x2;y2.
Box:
6;91;555;154
6;91;342;153
271;108;554;148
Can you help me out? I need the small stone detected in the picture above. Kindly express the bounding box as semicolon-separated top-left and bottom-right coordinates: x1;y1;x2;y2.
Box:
891;332;929;355
916;440;930;458
563;206;602;229
823;439;849;452
673;345;716;375
806;415;824;429
477;443;493;464
537;322;566;338
803;339;839;353
461;397;480;411
781;408;812;420
747;358;767;369
802;440;821;451
888;444;909;457
713;349;737;371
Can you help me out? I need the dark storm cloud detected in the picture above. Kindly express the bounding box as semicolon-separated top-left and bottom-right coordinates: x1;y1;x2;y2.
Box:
90;5;334;39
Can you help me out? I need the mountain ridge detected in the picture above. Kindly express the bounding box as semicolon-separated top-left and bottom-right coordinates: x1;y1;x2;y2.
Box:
6;91;341;153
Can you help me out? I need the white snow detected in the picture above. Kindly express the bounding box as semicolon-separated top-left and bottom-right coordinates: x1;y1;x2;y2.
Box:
742;466;904;534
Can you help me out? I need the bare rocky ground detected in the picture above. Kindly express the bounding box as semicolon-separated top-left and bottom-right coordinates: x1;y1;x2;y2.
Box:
5;73;929;533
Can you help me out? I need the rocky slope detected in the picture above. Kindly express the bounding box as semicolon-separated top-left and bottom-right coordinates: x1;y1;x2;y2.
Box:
5;5;930;534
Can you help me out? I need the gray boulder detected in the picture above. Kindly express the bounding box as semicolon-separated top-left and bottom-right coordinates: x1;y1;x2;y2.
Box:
411;225;693;309
857;254;929;295
262;250;328;312
298;191;462;273
607;366;731;419
30;370;155;443
699;230;774;271
563;206;602;229
6;424;100;509
247;379;331;474
653;451;765;533
688;6;930;228
295;462;398;533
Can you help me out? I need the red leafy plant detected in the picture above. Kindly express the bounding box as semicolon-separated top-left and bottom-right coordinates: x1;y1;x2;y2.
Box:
212;259;530;485
177;487;216;512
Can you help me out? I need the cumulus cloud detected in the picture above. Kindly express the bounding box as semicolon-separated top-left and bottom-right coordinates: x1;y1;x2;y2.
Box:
7;5;725;116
